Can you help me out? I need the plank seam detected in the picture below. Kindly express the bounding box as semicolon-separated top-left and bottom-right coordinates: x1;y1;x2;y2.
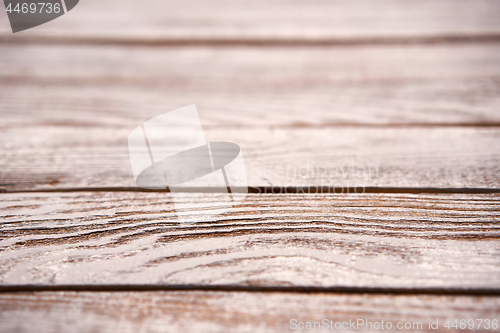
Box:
3;122;500;129
1;34;500;47
0;285;499;296
2;187;499;194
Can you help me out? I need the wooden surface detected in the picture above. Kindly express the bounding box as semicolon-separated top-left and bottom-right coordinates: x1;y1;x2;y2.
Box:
1;192;500;289
1;292;499;333
2;44;500;127
0;0;500;42
2;127;500;191
1;0;500;332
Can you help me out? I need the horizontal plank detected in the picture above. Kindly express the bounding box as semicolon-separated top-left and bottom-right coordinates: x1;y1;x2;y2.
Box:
1;44;500;127
1;127;499;191
0;0;499;41
0;291;499;333
1;192;499;289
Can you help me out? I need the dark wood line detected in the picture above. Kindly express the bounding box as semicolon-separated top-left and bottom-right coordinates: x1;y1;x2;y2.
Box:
1;33;500;47
254;187;500;194
1;186;499;194
2;122;500;129
0;285;499;296
265;123;500;129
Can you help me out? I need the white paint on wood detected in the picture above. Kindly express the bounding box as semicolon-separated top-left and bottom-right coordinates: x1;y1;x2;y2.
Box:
1;192;499;288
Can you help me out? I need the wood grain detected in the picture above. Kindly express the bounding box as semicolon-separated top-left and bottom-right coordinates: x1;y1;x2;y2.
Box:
1;192;499;289
1;43;500;127
1;291;499;333
0;0;499;42
1;0;499;328
1;126;499;191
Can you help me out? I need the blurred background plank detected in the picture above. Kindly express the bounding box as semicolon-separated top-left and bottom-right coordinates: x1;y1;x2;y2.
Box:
1;192;499;288
1;44;500;127
1;127;499;191
1;292;499;333
1;43;499;191
0;0;499;42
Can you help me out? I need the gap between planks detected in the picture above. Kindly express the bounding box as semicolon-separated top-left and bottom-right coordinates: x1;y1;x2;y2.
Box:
2;187;500;194
1;285;500;297
1;34;500;48
3;120;500;130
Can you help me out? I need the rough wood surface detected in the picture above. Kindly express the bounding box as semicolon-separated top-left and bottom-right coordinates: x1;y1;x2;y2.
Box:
1;192;499;289
0;0;499;42
1;44;500;127
1;291;499;333
1;0;499;328
1;127;499;191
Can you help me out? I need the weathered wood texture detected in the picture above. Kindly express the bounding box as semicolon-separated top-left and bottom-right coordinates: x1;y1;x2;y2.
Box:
1;0;499;329
1;192;499;288
1;44;500;127
2;38;499;192
1;127;499;191
1;291;499;333
0;0;499;41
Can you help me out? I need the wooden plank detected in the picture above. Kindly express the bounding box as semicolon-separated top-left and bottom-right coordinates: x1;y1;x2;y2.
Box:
0;0;499;41
0;1;497;329
0;291;499;333
1;44;500;127
1;192;499;288
1;126;499;191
